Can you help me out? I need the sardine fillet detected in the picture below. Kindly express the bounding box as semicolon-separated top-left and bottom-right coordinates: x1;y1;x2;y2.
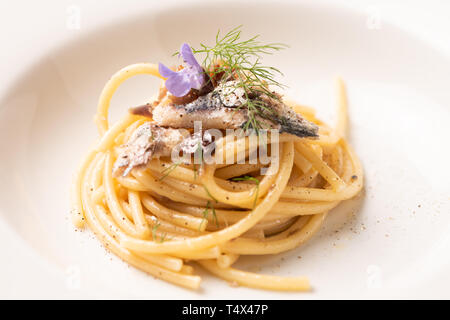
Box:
113;123;189;176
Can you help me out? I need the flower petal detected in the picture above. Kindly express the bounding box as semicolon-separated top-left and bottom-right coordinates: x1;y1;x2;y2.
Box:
164;72;192;97
186;71;205;90
180;43;202;72
158;62;177;78
159;43;205;97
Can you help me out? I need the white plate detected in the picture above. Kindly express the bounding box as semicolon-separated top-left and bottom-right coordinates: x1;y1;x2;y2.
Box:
1;0;450;299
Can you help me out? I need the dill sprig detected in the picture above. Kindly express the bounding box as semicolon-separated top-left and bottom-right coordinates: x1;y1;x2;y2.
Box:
151;222;160;240
203;185;218;203
211;205;218;228
199;200;219;230
202;185;219;227
151;222;167;243
232;175;260;208
159;162;180;181
191;26;288;131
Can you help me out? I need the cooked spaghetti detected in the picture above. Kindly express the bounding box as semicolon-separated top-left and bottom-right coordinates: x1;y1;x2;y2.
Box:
71;28;363;291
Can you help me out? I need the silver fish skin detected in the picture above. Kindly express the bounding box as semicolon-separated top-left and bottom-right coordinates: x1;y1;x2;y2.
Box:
113;123;190;177
134;80;318;138
257;93;318;138
150;81;248;129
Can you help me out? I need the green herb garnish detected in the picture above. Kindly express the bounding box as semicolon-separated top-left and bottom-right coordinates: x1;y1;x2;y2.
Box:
200;202;210;230
203;185;218;203
152;222;160;241
151;222;167;243
159;162;180;181
191;26;288;131
232;175;260;208
200;200;219;230
211;205;218;228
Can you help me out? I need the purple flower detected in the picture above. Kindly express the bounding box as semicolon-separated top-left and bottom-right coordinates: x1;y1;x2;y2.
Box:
158;43;205;97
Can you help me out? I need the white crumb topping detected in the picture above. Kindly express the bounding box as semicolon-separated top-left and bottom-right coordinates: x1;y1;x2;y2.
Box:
217;80;247;107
